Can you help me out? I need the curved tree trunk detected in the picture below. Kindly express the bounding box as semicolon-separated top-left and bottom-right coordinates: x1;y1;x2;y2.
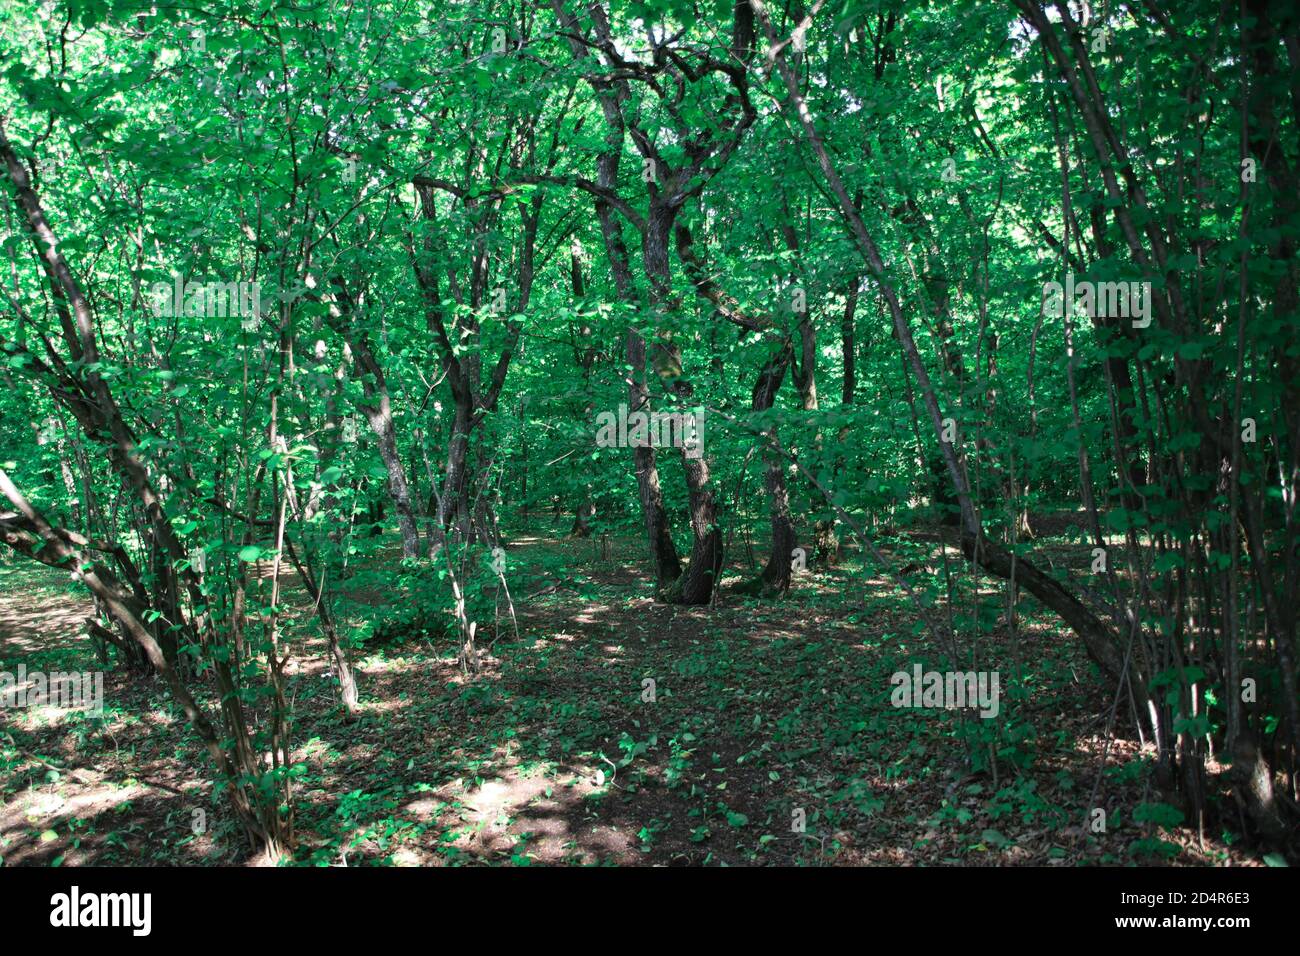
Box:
752;0;1143;705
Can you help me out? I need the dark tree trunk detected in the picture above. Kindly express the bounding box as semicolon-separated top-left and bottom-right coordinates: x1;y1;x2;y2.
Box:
325;280;421;558
629;327;682;588
571;501;595;538
646;206;719;604
754;344;797;594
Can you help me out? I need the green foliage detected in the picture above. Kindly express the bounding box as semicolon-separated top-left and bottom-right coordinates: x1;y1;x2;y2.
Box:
0;0;1295;869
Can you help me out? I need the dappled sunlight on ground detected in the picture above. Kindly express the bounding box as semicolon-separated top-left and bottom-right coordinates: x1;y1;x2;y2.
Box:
0;580;94;654
0;527;1269;867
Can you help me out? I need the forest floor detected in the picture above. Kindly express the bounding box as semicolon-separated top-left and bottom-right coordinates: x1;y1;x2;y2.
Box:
0;520;1271;867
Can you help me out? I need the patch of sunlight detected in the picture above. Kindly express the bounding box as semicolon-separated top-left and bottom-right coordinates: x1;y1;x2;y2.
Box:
358;697;413;716
8;783;145;833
